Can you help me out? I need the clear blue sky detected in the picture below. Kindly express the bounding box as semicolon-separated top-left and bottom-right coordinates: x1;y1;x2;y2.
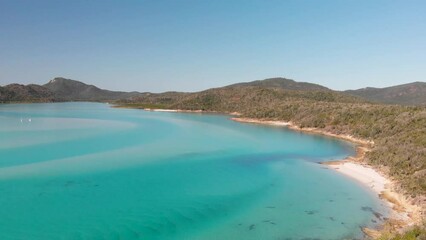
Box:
1;0;425;92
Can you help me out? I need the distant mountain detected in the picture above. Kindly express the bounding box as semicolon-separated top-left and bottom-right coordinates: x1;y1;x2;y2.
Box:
123;78;363;111
1;77;425;106
345;82;426;106
0;84;54;103
226;77;330;91
43;77;142;101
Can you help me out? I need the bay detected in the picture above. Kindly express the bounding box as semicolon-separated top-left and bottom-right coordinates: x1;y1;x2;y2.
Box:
0;102;387;239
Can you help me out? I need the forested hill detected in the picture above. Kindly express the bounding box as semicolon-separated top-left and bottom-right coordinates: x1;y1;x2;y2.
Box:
122;84;363;111
345;82;426;106
226;77;330;91
0;84;54;103
43;77;143;101
0;77;144;103
1;77;425;106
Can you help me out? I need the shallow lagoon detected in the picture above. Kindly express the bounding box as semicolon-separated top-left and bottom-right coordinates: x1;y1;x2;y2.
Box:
0;103;387;239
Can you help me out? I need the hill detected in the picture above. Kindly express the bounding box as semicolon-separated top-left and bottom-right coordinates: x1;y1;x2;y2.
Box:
43;77;143;101
227;77;330;91
345;82;426;106
122;77;361;110
2;77;426;106
0;84;54;103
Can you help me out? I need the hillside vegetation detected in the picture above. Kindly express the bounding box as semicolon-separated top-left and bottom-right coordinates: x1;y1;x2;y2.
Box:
0;84;54;103
43;77;143;101
0;77;145;103
345;82;426;106
2;77;425;105
226;77;330;91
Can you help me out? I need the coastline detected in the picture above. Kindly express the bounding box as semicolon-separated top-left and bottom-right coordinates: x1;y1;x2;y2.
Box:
231;117;374;146
143;108;243;116
230;117;423;237
119;107;243;116
143;108;204;113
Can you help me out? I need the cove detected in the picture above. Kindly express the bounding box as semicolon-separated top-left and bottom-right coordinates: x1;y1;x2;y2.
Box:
0;102;388;240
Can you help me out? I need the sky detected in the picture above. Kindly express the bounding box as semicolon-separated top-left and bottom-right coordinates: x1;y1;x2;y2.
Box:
0;0;425;92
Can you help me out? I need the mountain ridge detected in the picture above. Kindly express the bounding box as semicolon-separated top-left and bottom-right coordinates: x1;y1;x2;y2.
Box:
344;82;426;105
1;77;425;105
226;77;330;91
43;77;143;101
0;83;54;103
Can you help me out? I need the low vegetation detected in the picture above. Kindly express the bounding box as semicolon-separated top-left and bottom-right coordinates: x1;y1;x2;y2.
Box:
0;84;54;103
345;82;426;106
379;223;426;240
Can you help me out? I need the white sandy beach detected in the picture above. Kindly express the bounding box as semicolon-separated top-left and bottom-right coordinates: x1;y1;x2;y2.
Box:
327;161;387;194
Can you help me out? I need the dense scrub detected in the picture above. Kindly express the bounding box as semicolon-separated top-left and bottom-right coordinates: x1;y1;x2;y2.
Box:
0;84;54;103
379;224;426;240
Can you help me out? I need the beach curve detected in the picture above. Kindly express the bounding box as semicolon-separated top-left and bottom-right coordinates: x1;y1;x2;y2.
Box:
230;117;423;237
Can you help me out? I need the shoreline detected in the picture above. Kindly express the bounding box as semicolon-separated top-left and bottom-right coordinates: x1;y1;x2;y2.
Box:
230;117;423;237
118;107;243;116
231;117;374;146
143;108;204;113
142;108;243;116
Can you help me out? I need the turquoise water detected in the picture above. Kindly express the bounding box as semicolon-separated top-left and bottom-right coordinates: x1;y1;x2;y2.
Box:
0;103;387;240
